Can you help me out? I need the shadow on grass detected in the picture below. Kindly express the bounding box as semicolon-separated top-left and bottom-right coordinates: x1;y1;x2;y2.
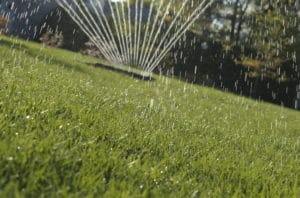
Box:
1;38;87;73
88;63;155;81
0;39;29;50
26;49;87;73
1;37;155;80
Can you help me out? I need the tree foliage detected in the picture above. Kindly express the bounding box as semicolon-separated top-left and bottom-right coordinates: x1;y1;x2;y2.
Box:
168;0;299;107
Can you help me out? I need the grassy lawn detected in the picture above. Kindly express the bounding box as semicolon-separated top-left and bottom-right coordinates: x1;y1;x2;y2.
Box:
0;35;299;197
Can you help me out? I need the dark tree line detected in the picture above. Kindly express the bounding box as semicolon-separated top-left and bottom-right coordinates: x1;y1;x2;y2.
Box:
164;0;300;108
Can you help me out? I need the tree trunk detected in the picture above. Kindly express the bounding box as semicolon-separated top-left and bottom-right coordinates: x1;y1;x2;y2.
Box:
230;0;240;41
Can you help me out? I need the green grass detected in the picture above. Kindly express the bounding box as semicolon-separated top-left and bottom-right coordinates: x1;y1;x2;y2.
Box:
0;35;299;197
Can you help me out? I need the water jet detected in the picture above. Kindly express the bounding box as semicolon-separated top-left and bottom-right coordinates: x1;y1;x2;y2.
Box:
56;0;214;73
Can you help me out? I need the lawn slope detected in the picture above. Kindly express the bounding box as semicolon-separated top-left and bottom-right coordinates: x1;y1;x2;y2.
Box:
0;35;299;197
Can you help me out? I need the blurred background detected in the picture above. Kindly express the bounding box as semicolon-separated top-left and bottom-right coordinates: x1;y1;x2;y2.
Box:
0;0;299;109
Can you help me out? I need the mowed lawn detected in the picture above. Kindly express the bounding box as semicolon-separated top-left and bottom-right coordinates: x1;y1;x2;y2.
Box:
0;35;299;197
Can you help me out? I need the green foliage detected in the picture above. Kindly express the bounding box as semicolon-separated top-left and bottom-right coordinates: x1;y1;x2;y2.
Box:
165;0;299;107
0;35;299;197
248;3;297;64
